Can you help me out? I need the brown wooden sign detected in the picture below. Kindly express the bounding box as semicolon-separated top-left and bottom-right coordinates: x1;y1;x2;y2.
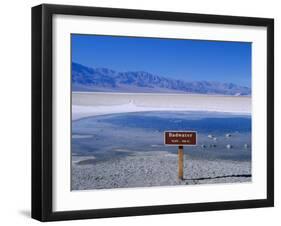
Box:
164;131;197;146
164;131;197;180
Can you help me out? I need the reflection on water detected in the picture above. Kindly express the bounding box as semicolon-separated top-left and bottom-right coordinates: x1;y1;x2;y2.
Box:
72;111;251;161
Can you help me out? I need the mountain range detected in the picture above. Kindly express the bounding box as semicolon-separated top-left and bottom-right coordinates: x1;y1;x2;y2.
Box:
72;62;251;96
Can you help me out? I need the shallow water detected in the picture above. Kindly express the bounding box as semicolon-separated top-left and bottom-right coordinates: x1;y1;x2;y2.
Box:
72;111;251;161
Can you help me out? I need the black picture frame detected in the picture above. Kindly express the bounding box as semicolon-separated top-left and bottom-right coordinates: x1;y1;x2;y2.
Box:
32;3;274;222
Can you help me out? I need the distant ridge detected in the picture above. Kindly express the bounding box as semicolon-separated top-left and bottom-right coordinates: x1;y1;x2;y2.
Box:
72;62;251;96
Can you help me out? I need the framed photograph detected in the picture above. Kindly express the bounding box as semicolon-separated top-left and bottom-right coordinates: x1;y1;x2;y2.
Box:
32;4;274;221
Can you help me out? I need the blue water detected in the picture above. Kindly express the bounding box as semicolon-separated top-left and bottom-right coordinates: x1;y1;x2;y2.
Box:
104;112;251;133
72;111;251;161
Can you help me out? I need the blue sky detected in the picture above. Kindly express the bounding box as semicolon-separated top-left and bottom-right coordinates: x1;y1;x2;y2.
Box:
72;34;251;87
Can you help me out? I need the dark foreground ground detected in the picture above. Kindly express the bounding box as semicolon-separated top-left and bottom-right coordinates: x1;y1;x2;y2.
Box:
72;151;251;190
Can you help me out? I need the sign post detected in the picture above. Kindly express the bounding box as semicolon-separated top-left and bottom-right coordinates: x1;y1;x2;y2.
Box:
164;131;197;180
178;145;184;180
